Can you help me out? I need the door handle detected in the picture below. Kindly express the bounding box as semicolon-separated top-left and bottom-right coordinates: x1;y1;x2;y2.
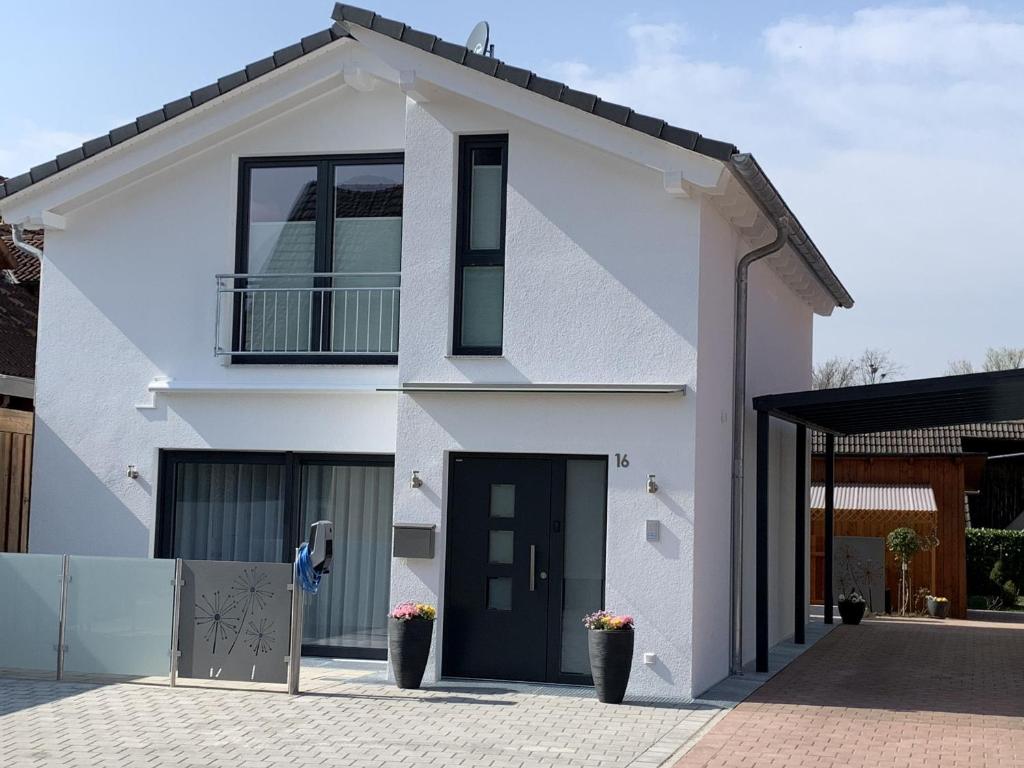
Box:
529;545;536;591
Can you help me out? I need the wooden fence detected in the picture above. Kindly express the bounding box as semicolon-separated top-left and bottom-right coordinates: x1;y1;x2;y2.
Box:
0;408;33;552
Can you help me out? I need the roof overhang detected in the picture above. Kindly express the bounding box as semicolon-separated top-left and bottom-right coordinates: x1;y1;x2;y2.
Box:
755;368;1024;435
809;484;937;514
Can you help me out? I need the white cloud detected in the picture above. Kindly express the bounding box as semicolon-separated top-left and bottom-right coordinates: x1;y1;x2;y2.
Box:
0;122;91;179
548;5;1024;377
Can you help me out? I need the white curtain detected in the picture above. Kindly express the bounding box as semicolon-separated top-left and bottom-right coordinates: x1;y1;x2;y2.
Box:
300;464;394;650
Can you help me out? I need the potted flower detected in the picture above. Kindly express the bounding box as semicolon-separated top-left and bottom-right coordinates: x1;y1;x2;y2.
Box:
387;601;436;689
583;611;634;704
837;590;866;625
926;595;949;619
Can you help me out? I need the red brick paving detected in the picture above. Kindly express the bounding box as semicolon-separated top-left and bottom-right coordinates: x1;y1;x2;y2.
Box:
676;618;1024;767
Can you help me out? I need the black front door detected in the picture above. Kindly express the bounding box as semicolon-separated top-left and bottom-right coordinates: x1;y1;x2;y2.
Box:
444;457;553;682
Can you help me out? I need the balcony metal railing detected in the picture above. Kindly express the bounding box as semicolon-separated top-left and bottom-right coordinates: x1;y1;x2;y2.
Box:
215;272;401;357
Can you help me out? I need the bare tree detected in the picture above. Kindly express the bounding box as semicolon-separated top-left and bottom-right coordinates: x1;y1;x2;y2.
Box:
945;346;1024;375
813;356;858;390
856;348;904;385
946;359;975;375
983;346;1024;372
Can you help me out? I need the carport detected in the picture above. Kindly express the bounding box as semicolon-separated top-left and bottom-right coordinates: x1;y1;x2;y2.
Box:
751;367;1024;672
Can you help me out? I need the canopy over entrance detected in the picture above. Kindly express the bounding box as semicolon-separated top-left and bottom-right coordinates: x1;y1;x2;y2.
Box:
748;369;1024;672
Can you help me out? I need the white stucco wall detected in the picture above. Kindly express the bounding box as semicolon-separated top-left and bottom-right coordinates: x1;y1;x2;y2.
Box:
28;44;407;555
690;202;739;695
392;93;704;698
741;258;814;664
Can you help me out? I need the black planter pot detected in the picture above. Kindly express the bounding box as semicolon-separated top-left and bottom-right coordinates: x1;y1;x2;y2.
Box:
588;629;634;704
388;617;434;689
838;600;866;625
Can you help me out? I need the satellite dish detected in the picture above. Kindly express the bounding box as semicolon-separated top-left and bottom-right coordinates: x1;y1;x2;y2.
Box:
467;21;490;56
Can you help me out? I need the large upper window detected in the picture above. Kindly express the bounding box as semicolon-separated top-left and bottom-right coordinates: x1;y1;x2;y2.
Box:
453;135;507;355
231;154;403;363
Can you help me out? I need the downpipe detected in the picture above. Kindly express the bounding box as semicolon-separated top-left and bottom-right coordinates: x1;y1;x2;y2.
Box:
728;216;790;675
10;224;44;261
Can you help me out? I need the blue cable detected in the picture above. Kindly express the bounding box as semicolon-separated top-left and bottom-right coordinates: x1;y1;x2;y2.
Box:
295;543;321;594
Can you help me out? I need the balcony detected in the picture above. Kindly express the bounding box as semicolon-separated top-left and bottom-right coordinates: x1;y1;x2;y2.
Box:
215;272;400;362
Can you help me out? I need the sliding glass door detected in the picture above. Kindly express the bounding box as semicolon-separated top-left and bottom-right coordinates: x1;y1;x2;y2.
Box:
157;451;394;658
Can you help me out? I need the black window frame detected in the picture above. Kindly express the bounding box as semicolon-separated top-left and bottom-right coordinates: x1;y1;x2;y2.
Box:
233;153;404;366
155;449;395;659
453;135;509;356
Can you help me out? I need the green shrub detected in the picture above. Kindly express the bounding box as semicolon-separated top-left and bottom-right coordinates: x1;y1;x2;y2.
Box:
966;529;1024;598
967;595;989;610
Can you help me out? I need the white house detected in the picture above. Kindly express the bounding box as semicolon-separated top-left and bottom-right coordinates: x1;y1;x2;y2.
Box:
0;4;852;699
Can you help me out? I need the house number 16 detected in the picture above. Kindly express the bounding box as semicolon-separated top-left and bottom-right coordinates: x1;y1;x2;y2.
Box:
615;453;630;468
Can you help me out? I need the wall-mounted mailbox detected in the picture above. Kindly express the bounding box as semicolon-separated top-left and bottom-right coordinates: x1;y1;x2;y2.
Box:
645;519;660;542
393;523;436;559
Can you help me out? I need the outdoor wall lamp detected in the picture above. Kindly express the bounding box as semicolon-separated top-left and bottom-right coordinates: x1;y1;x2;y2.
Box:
126;465;140;480
410;470;423;489
646;474;658;494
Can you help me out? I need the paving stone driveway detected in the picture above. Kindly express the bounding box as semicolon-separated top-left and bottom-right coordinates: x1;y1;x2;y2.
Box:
675;617;1024;767
0;661;721;768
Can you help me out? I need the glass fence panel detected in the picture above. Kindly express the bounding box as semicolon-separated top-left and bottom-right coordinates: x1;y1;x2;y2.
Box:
63;556;176;678
0;553;64;673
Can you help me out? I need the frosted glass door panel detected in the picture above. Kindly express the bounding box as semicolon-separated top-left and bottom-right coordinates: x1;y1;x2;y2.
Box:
0;553;63;673
64;556;175;678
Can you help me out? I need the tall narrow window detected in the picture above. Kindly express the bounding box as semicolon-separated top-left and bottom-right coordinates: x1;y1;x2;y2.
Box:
232;154;403;364
454;135;507;355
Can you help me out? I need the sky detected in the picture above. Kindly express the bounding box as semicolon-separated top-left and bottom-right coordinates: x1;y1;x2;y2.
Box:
2;1;1022;379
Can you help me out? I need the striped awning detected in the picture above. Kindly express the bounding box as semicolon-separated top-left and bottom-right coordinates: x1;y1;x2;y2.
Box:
810;484;937;513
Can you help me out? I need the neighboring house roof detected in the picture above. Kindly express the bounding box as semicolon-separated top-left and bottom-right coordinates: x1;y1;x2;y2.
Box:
0;281;38;380
809;484;938;513
0;225;43;283
811;422;1024;456
0;4;853;311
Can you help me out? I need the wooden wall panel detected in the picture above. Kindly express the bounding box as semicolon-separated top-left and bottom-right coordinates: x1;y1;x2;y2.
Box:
810;455;966;618
0;408;33;553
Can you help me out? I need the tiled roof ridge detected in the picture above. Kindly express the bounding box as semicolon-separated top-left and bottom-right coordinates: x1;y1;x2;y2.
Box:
810;421;1024;456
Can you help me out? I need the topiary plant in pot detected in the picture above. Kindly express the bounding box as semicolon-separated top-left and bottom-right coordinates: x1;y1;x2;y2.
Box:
387;602;436;689
584;611;635;704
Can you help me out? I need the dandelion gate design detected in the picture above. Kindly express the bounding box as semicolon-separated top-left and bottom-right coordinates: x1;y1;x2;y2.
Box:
194;566;277;657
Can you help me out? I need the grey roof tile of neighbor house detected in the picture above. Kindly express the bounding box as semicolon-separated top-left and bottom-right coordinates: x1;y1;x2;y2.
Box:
0;4;853;309
810;421;1024;455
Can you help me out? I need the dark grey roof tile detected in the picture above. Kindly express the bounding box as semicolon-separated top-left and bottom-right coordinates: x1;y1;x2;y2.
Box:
465;51;500;76
332;4;376;27
694;136;737;161
190;83;222;107
30;160;59;183
217;70;248;93
163;96;194;120
109;122;139;145
495;62;531;87
4;173;32;194
135;109;166;133
432;39;467;64
329;23;348;40
559;87;598;112
660;124;700;150
627;112;665;137
82;135;112;158
400;27;436;51
370;15;405;39
55;147;86;170
273;42;305;67
245;56;276;80
301;29;334;53
593;99;632;125
527;75;563;100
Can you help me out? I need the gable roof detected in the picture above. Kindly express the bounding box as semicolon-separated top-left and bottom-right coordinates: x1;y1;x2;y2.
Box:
810;421;1024;456
0;25;349;201
0;3;853;310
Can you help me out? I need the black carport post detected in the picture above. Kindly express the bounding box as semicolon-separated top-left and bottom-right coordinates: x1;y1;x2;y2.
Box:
824;433;835;624
755;410;770;673
794;424;807;644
